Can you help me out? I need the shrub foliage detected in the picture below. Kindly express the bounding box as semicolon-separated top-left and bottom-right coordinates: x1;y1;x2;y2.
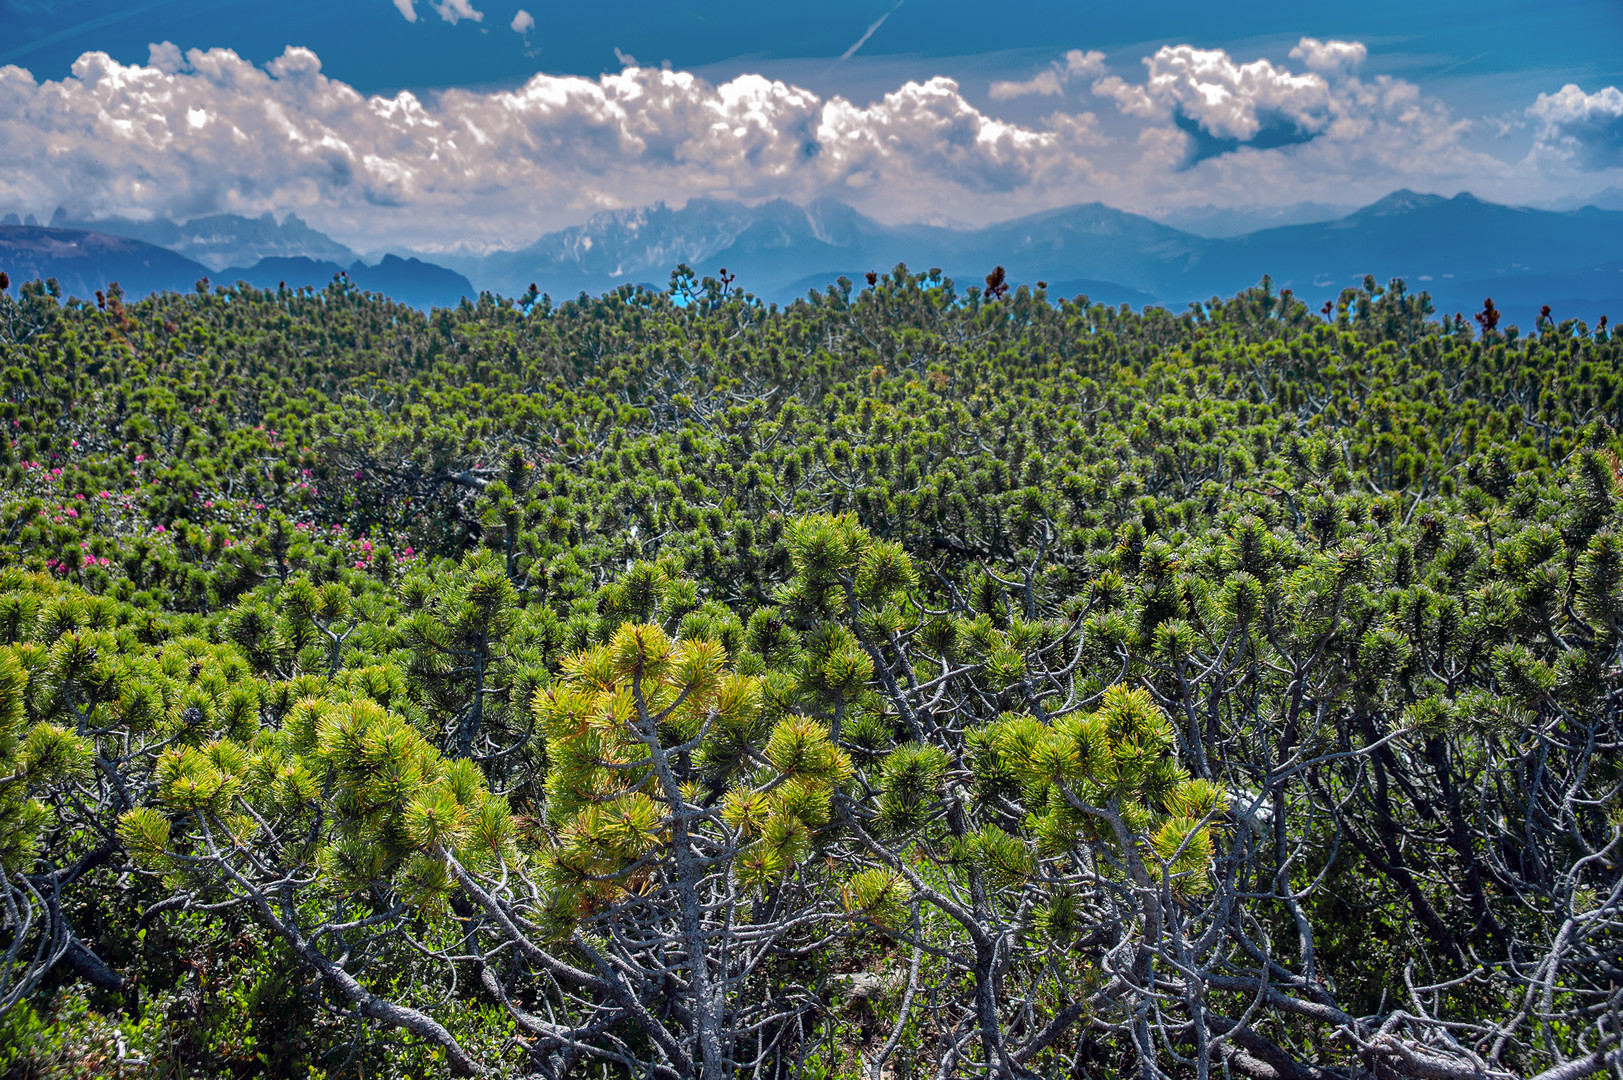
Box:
0;267;1620;1079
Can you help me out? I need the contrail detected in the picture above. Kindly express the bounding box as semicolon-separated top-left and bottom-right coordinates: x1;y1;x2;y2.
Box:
1430;51;1488;77
837;0;903;62
0;0;177;67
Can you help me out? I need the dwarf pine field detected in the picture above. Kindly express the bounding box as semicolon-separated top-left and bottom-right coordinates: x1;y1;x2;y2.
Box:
0;266;1620;1080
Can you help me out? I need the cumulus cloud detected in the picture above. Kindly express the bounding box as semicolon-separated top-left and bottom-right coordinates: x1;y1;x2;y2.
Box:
510;8;534;34
147;41;185;74
1086;34;1494;191
1091;75;1158;118
1134;44;1333;142
991;69;1062;100
1064;50;1107;79
0;45;1105;248
990;49;1105;101
817;76;1084;194
0;38;1521;250
393;0;417;22
1288;37;1366;78
432;0;483;24
1529;84;1623;171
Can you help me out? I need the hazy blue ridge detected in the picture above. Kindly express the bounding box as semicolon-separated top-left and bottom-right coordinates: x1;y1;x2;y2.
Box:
1176;192;1623;321
0;225;212;300
6;192;1623;323
0;227;474;310
1151;202;1356;238
465;191;1623;322
47;210;358;272
218;256;475;310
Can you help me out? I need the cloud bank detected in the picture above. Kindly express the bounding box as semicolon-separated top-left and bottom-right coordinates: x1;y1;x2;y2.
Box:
0;37;1609;251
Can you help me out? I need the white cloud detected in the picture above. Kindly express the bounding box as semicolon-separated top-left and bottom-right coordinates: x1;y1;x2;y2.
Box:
432;0;483;25
991;69;1062;100
393;0;418;22
1135;44;1332;141
1086;35;1496;196
990;49;1105;101
1091;75;1158;118
816;76;1085;194
147;41;185;74
1064;50;1107;80
510;9;534;34
0;39;1533;251
1529;84;1623;171
1288;37;1367;78
0;46;1098;248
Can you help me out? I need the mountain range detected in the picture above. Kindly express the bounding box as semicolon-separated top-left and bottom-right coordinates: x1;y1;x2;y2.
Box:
4;192;1622;323
0;225;473;310
446;196;1198;308
448;191;1623;322
47;209;358;271
1149;202;1356;238
0;226;217;302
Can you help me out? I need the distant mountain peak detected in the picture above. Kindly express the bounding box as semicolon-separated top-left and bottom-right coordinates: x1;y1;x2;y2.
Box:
1582;185;1623;212
41;209;356;271
1358;190;1452;216
1152;201;1355;238
902;210;976;230
0;224;211;301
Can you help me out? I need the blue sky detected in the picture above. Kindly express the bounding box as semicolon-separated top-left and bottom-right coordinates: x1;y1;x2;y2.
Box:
1;0;1620;250
3;0;1618;100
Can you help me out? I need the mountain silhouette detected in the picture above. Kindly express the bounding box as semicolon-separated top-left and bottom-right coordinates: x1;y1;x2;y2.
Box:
0;226;211;300
1182;191;1623;320
7;192;1622;323
48;210;357;271
220;255;474;310
0;227;472;309
459;190;1623;322
466;197;1202;303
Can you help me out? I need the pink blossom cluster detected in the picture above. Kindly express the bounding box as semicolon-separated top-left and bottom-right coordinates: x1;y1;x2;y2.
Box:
346;535;418;571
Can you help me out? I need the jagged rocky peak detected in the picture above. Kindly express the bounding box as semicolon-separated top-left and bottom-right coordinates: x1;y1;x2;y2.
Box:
42;207;357;270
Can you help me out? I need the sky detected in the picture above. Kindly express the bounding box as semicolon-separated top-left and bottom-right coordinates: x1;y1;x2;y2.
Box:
1;0;1621;252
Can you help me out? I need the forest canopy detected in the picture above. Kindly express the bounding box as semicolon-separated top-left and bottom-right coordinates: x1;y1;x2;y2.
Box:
0;265;1620;1080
